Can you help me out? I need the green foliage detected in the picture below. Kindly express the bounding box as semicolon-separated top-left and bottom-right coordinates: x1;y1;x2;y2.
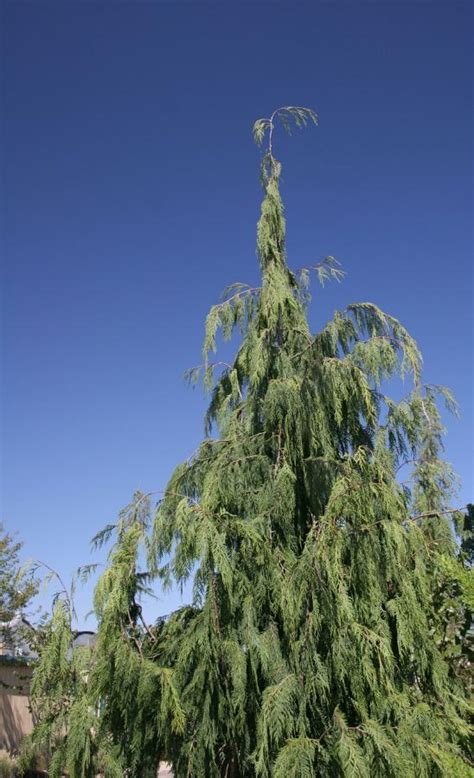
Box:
0;524;37;623
27;494;185;777
29;110;472;777
26;599;104;778
253;106;318;148
0;524;38;657
0;755;19;778
429;504;474;696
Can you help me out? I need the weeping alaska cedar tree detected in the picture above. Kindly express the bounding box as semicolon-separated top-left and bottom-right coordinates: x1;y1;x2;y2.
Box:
28;108;472;777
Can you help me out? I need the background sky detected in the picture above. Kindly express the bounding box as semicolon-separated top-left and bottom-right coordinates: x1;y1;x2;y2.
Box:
2;0;472;627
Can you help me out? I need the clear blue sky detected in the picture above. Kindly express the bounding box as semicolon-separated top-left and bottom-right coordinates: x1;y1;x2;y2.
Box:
2;1;472;627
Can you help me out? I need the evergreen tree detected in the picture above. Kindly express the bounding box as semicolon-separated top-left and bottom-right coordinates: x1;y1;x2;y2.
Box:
29;108;472;777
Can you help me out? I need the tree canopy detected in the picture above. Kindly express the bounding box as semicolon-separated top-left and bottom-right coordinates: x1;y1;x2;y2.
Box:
0;523;37;644
27;108;473;778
